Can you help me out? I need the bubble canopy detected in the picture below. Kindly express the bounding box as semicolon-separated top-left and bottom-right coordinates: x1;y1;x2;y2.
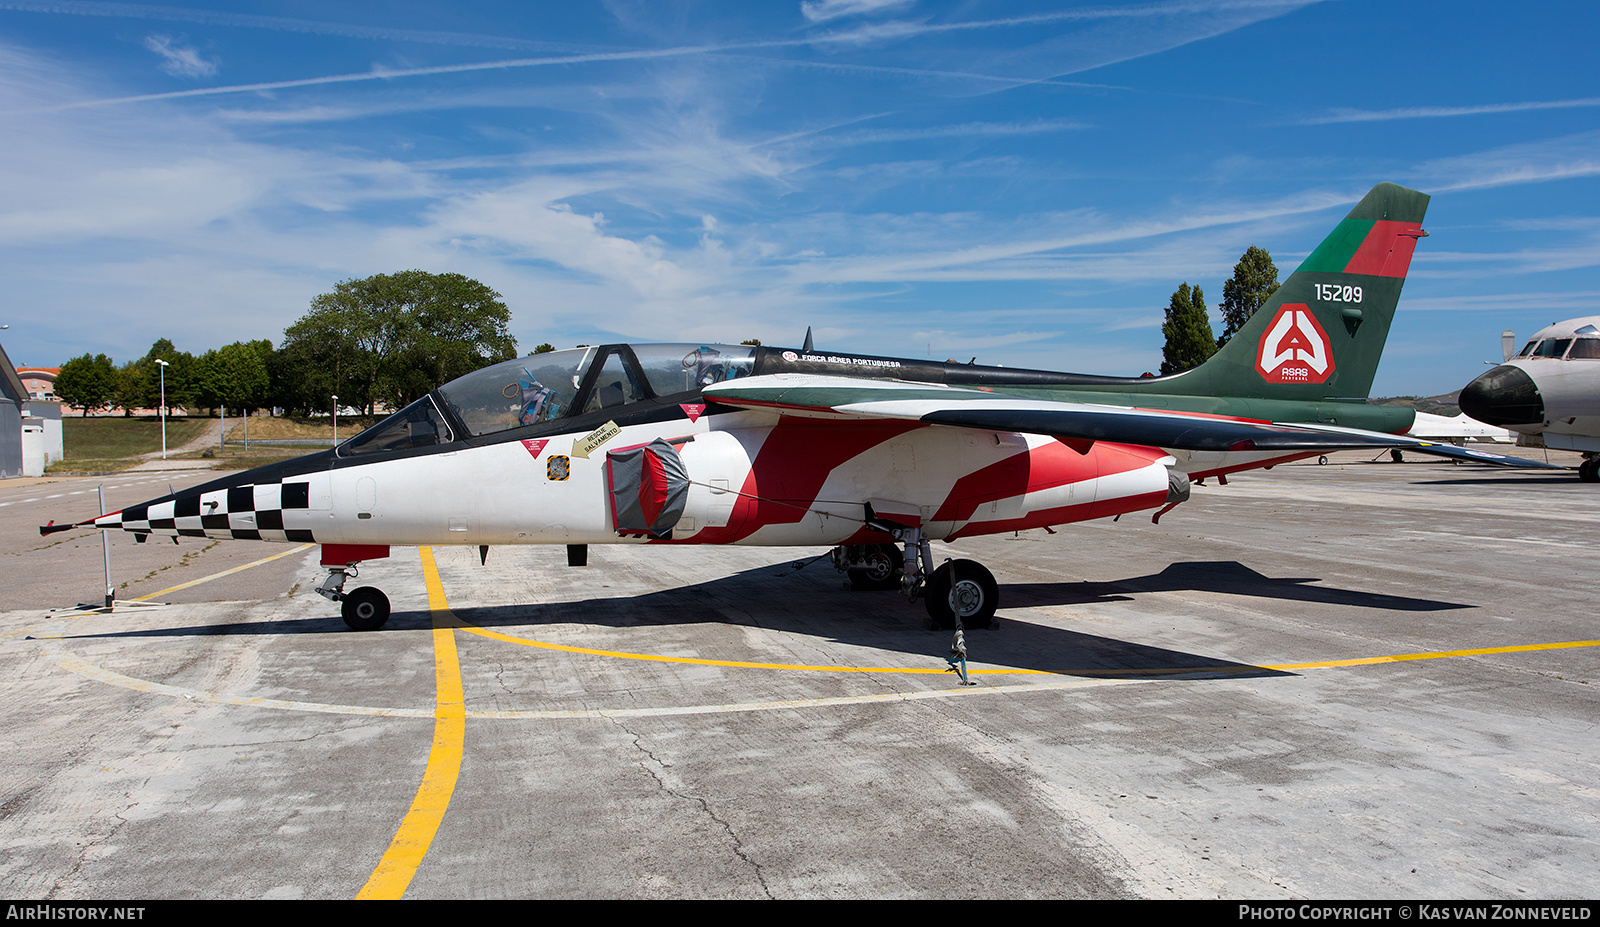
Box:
337;344;757;457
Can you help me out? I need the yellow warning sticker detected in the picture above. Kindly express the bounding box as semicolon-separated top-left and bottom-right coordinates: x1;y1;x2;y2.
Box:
572;420;620;459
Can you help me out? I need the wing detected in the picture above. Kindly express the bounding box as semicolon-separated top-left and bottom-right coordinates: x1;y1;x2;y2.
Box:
1276;421;1567;469
704;374;1564;468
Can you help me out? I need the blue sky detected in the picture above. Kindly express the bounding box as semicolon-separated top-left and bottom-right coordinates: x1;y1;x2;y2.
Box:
2;0;1596;397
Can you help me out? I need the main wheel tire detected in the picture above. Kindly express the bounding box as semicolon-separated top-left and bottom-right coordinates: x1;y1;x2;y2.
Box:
341;586;391;631
848;544;904;591
924;560;999;630
1581;459;1600;483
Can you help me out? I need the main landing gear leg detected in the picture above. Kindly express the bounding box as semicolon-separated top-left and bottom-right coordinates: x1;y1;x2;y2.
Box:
316;563;392;631
861;523;999;631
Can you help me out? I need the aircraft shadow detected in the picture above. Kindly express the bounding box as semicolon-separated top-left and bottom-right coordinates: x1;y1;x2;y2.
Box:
1410;475;1578;486
1001;560;1468;612
60;558;1460;679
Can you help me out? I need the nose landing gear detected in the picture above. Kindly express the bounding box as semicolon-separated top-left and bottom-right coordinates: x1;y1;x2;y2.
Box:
315;545;395;631
341;586;392;631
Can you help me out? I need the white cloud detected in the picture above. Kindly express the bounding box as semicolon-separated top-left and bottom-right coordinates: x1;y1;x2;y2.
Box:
1418;130;1600;193
142;34;217;79
800;0;917;24
1298;97;1600;125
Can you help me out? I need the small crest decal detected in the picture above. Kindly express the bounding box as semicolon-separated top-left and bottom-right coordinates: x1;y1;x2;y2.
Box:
547;455;571;481
1257;304;1334;384
680;403;706;422
782;351;798;361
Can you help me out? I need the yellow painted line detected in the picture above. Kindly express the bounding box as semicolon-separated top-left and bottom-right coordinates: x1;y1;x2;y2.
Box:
450;617;1600;678
130;543;315;601
356;546;466;901
1263;639;1600;670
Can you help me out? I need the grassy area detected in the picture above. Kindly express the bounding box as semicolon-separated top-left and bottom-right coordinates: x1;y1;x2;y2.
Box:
187;448;325;468
45;456;145;474
223;415;373;443
61;416;211;459
47;414;377;473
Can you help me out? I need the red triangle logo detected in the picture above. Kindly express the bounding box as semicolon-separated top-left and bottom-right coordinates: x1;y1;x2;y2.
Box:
680;403;706;423
521;439;549;457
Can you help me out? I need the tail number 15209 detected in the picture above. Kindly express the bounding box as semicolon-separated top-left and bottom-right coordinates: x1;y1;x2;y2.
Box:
1315;283;1363;303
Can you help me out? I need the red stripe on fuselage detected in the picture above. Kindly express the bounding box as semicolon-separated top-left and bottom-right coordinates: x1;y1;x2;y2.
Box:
1132;407;1270;424
1185;450;1320;482
679;417;923;544
935;440;1168;537
945;490;1172;540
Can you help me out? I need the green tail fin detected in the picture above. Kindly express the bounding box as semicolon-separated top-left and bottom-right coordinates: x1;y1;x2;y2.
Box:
1161;182;1430;402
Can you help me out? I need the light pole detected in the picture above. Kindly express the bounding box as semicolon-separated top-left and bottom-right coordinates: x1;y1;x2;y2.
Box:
154;358;169;459
331;395;338;446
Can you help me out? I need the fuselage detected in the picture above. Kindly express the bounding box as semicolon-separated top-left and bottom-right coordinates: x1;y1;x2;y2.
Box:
86;341;1404;551
1459;315;1600;454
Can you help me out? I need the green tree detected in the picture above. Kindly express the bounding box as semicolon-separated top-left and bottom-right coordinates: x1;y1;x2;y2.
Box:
54;353;118;416
1217;246;1280;349
191;342;271;417
139;338;195;414
1160;283;1216;375
113;360;145;416
530;343;556;355
281;270;516;416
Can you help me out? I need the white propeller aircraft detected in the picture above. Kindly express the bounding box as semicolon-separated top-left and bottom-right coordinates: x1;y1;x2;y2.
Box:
1459;315;1600;480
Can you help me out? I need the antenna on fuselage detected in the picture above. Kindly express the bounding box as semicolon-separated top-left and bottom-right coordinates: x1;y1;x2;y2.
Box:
802;327;813;353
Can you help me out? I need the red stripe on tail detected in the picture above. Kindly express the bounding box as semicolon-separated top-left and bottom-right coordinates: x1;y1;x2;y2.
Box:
1343;220;1424;278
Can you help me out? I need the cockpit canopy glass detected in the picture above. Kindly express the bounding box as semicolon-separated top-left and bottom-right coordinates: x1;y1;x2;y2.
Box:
422;343;757;441
339;394;455;457
434;347;596;438
632;344;756;395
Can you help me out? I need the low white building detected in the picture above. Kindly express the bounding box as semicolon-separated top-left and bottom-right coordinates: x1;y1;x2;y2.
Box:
1;343;63;477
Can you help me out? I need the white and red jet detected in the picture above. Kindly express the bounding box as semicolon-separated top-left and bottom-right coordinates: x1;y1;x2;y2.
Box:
43;183;1550;630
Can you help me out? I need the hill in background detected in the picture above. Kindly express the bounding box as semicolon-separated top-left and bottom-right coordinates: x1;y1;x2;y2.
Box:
1371;393;1462;417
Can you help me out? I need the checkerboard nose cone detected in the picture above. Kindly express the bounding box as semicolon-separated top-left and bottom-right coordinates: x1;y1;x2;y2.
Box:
1459;365;1544;427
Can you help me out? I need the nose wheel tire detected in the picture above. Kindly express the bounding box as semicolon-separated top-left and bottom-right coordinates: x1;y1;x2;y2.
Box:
924;559;998;630
341;586;391;631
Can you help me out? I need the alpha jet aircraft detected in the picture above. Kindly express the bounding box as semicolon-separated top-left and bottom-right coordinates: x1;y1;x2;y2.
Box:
1459;315;1600;481
44;183;1535;631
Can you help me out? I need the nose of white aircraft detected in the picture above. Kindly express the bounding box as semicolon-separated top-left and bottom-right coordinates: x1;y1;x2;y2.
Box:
1459;364;1544;427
